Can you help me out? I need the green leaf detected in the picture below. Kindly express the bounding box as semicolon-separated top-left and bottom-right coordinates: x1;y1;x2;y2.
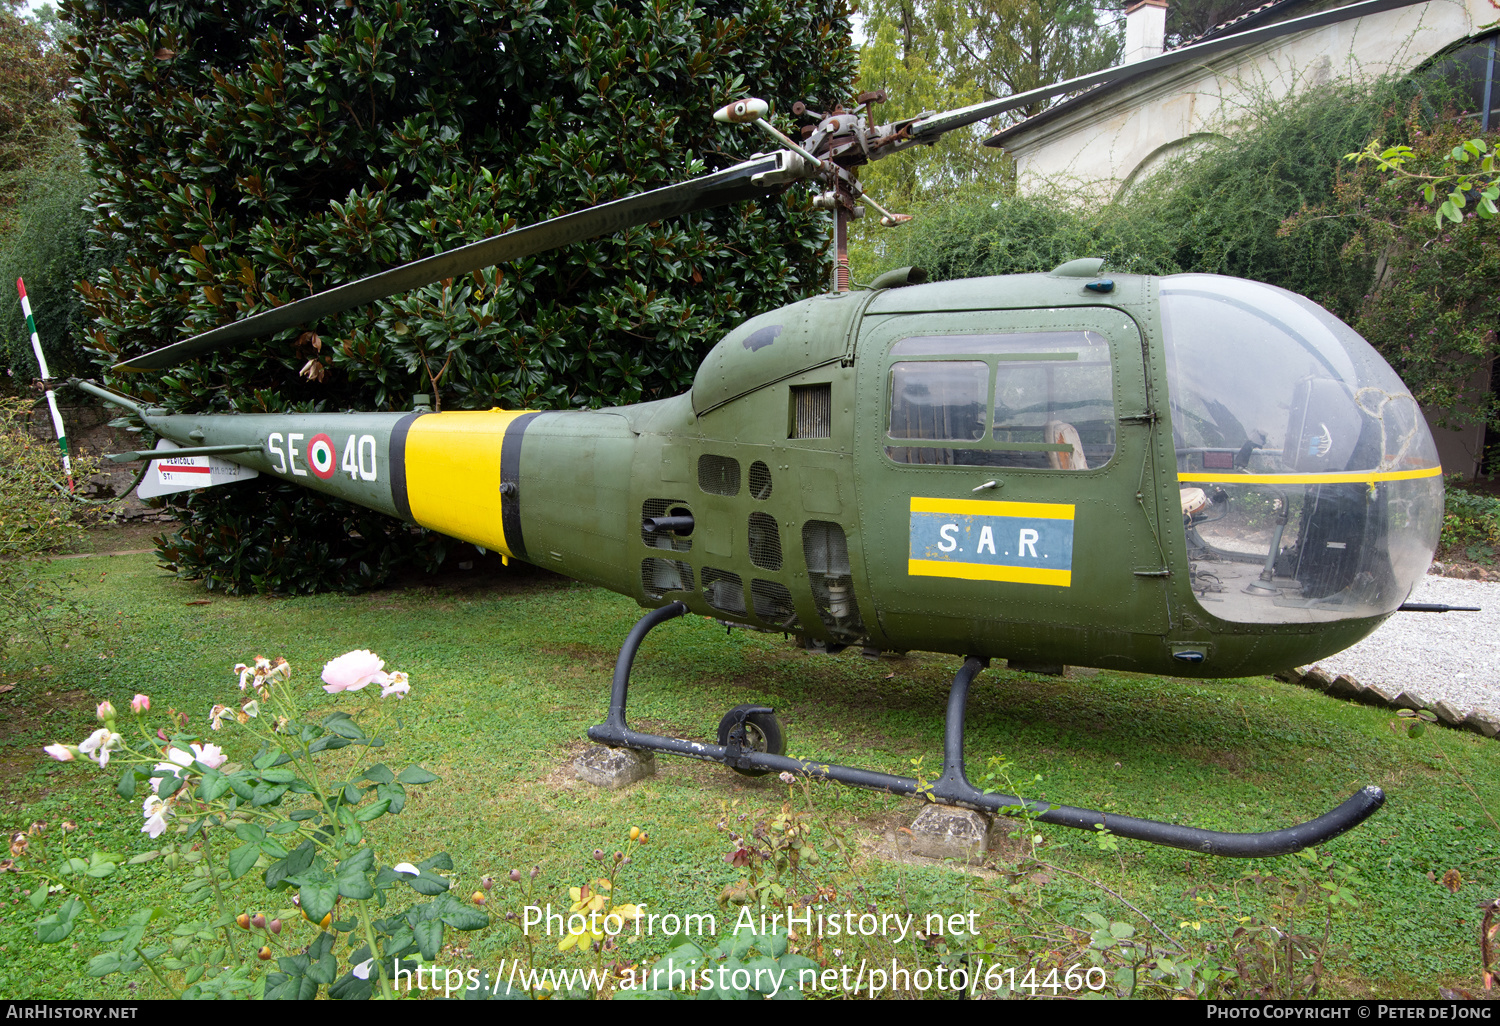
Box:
355;799;391;822
403;869;451;896
375;781;406;814
264;840;316;890
306;946;338;986
34;896;81;943
253;749;289;771
264;971;319;1001
87;951;141;977
292;868;339;924
328;970;373;1000
116;764;138;799
228;841;261;880
336;853;375;900
414;918;444;959
337;805;364;846
396;765;439;785
197;767;230;802
27;883;47;909
432;893;488;930
360;763;395;784
233;822;267;843
251;782;289;807
322;712;367;740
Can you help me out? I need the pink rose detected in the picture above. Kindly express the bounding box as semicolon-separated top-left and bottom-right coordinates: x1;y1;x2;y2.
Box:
321;650;390;693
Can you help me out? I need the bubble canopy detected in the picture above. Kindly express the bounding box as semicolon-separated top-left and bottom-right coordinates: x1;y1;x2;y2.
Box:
1159;275;1443;625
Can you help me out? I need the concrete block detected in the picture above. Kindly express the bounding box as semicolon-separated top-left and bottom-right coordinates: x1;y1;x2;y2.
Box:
1360;683;1398;707
1433;701;1466;728
1463;708;1500;739
906;804;992;863
1327;674;1362;700
1391;691;1428;711
1299;667;1333;690
574;746;656;789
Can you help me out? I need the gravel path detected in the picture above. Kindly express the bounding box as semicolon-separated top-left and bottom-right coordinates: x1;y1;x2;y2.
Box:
1311;574;1500;718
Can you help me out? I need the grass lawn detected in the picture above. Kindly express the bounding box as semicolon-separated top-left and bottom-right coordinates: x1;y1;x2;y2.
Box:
0;534;1496;1000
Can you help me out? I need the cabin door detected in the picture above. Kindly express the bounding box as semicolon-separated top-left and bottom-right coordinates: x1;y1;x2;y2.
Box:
851;306;1174;665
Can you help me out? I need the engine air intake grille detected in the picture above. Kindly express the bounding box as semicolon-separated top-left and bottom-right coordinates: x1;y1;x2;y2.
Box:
792;384;832;439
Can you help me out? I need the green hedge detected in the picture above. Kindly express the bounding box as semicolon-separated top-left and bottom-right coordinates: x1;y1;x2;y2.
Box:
67;0;855;593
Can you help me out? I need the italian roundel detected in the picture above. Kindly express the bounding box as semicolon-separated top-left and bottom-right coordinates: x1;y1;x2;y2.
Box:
308;434;337;480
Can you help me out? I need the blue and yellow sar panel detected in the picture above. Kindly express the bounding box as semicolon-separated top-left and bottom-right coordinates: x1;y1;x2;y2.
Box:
907;496;1076;587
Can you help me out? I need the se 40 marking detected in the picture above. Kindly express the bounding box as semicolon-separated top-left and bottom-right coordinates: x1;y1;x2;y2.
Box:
267;431;379;482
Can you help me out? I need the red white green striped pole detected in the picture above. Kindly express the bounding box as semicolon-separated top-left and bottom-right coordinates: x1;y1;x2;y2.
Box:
17;277;73;492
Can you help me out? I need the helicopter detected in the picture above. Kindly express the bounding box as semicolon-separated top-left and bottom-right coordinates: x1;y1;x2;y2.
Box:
75;0;1456;858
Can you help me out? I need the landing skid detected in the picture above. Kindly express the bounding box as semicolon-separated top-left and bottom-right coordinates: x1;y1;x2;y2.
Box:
587;603;1385;858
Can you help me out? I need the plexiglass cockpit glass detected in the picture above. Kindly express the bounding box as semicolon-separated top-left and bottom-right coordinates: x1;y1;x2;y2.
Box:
1160;275;1443;624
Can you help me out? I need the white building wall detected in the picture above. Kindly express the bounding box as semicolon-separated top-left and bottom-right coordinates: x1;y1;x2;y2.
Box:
1002;0;1485;200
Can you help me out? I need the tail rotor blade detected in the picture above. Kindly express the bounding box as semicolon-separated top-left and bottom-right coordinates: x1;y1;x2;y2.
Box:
115;151;799;372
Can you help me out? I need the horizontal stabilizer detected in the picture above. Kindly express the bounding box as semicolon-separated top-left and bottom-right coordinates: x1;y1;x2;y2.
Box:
137;438;259;499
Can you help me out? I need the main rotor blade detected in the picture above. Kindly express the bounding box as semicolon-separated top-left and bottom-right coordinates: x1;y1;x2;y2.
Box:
116;152;797;371
903;0;1431;144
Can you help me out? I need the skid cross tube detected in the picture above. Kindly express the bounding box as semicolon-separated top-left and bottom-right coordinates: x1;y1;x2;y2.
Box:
587;605;1385;857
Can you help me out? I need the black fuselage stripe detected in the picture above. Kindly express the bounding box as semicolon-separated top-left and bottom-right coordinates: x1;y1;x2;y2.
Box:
389;412;422;522
501;412;543;562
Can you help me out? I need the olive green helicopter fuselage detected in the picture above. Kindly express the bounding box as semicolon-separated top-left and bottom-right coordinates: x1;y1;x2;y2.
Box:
131;261;1445;680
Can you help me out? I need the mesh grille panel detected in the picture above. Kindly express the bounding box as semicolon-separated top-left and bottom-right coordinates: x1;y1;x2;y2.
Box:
698;454;740;496
751;579;799;629
701;567;745;615
748;512;782;571
641;558;693;598
749;461;773;500
641;498;691;552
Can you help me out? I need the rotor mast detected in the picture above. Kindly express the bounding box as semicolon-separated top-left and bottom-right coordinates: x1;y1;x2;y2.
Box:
714;92;914;293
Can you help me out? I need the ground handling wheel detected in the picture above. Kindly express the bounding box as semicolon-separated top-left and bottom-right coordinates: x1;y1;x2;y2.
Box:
716;704;785;777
